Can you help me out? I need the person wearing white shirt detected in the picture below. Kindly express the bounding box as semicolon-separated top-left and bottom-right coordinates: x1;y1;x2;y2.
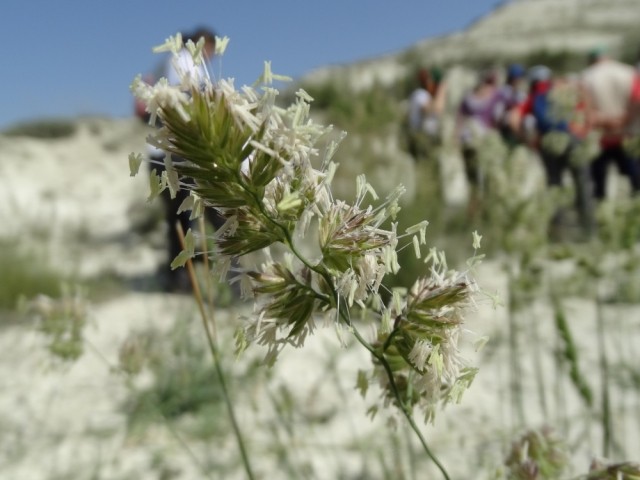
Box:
582;48;640;200
406;68;444;162
148;27;221;292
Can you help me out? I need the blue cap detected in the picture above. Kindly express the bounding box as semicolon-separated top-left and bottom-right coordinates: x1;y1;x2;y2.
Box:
507;63;525;80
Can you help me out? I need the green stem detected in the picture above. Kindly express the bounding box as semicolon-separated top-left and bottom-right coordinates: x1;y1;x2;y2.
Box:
243;182;334;285
383;327;401;352
178;225;256;480
595;299;612;458
507;267;525;427
346;315;451;480
209;335;256;480
242;179;449;478
84;341;214;480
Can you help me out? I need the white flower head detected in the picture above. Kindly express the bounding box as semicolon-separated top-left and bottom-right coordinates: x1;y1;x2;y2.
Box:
128;152;143;177
408;340;432;372
131;34;482;436
152;33;183;54
472;230;482;250
185;37;206;65
146;78;191;123
412;235;421;259
215;36;230;56
296;88;314;103
405;220;429;244
258;61;293;86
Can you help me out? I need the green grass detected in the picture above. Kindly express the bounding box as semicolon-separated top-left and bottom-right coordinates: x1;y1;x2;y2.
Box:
1;119;77;139
298;79;403;134
121;319;251;439
0;239;66;312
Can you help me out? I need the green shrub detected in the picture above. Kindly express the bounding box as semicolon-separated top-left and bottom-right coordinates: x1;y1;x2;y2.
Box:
300;80;402;133
121;321;253;438
517;48;586;73
0;239;65;311
2;119;77;139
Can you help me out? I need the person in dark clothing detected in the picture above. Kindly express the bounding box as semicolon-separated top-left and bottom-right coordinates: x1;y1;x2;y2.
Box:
518;66;595;239
150;154;227;292
590;142;640;200
582;49;640;200
142;27;229;292
496;63;527;147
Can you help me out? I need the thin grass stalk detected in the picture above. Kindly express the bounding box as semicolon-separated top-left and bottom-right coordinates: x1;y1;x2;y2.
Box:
243;382;301;476
348;324;451;480
396;364;417;477
403;419;418;480
500;377;511;457
507;267;525;427
197;216;216;335
324;352;371;466
496;332;509;449
377;454;390;480
264;386;309;477
621;315;633;459
84;340;215;479
391;428;408;480
616;391;628;460
265;202;452;477
209;168;451;476
553;297;593;409
552;314;570;438
177;223;256;480
530;301;549;419
609;307;629;459
628;312;640;457
595;299;612;458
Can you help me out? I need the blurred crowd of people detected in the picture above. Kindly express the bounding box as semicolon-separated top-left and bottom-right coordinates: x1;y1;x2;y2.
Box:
405;47;640;240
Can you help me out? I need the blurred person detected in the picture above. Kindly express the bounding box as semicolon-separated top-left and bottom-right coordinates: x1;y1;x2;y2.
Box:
581;47;640;200
625;66;640;140
405;67;446;162
141;27;227;292
518;66;595;239
496;63;528;147
426;67;448;121
455;69;503;218
615;50;640;158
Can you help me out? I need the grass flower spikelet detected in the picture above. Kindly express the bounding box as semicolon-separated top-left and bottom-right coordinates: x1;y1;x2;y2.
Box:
130;37;483;472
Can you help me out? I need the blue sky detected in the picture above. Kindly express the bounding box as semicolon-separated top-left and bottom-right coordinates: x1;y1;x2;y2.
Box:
0;0;501;129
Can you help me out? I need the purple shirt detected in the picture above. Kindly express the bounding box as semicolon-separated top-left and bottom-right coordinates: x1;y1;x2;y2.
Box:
459;88;505;129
